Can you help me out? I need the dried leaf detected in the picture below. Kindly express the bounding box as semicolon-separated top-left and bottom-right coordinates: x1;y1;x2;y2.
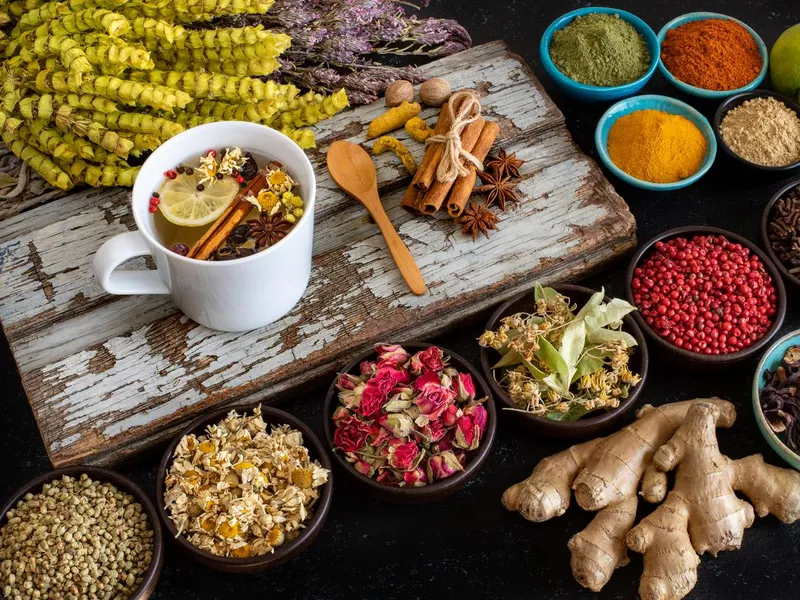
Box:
0;172;16;188
559;318;586;382
587;327;638;347
571;353;604;384
576;288;605;319
546;403;600;422
493;349;523;369
584;298;636;334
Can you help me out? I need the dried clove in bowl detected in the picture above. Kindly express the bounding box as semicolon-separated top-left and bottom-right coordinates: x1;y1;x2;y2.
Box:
760;345;800;452
767;185;800;276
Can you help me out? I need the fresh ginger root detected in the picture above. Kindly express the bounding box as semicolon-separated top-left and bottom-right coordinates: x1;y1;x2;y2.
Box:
627;402;800;600
502;398;736;592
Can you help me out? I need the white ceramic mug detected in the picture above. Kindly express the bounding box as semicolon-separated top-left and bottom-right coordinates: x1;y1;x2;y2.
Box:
93;121;316;332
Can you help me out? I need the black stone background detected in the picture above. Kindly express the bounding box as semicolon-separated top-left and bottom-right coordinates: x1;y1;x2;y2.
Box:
3;1;800;598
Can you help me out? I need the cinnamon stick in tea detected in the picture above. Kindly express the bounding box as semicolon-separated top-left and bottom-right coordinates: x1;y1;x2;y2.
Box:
420;116;485;215
447;121;500;218
188;174;266;261
411;91;474;192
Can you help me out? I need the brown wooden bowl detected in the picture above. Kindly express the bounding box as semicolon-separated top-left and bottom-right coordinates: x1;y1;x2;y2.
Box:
761;177;800;293
0;466;164;600
322;342;497;503
155;404;333;573
625;226;787;367
480;284;648;439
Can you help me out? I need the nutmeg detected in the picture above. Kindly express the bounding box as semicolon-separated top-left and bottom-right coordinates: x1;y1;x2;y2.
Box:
418;78;452;107
385;80;415;107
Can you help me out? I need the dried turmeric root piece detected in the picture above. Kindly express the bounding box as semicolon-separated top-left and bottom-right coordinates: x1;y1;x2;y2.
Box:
404;116;434;142
366;100;421;139
372;135;417;175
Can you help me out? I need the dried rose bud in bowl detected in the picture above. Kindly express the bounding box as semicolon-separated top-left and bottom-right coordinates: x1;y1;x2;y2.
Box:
322;342;496;503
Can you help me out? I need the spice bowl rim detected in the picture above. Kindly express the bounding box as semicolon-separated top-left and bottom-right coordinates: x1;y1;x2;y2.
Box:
760;176;800;291
155;403;333;572
594;94;717;191
322;341;497;503
656;11;769;99
624;225;788;366
0;465;165;600
539;6;660;101
479;284;649;438
713;90;800;173
751;329;800;471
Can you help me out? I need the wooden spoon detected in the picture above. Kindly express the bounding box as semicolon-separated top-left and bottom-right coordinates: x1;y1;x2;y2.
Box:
327;140;427;295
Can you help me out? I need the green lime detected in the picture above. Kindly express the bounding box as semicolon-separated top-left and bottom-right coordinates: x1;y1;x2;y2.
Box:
770;24;800;101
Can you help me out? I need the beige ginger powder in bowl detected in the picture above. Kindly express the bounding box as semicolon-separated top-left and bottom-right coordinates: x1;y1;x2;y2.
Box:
718;93;800;168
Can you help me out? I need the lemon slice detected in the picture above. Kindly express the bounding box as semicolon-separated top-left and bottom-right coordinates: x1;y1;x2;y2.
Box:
157;172;239;227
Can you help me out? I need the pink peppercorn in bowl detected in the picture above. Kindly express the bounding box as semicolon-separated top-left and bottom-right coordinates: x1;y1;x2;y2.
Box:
625;226;787;367
322;342;497;503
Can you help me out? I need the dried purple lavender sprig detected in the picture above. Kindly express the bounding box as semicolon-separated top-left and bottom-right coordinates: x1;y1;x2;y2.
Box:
205;0;470;104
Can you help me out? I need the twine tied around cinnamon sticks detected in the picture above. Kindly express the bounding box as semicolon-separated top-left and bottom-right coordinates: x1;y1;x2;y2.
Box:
401;89;500;217
426;90;484;184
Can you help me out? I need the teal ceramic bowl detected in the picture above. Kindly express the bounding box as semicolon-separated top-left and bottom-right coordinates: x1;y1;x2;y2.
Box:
595;94;717;191
540;7;659;102
657;12;768;99
752;329;800;471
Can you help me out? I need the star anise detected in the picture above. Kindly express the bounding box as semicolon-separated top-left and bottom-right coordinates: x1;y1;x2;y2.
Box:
485;148;525;179
248;213;293;249
476;171;519;211
457;202;499;241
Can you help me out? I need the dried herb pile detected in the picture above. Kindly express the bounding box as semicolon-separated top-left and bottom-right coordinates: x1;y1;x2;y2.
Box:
164;406;329;558
213;0;472;105
332;344;489;487
0;0;470;192
479;284;641;421
760;345;800;452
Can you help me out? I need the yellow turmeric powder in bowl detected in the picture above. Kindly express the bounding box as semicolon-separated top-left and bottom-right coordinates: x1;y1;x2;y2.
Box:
607;109;707;183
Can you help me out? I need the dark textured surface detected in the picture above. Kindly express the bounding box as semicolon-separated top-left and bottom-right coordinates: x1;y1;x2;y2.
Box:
3;1;800;598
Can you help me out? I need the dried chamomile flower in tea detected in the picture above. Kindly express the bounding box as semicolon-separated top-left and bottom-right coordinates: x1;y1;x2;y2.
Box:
479;284;641;421
151;147;305;260
163;406;329;558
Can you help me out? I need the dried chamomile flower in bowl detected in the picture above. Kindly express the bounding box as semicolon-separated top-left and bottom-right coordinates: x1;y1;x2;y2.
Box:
156;404;333;573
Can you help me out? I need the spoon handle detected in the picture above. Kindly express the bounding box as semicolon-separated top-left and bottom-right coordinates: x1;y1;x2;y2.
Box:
368;200;427;296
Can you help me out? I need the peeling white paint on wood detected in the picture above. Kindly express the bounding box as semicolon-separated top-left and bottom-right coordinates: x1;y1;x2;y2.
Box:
0;42;637;466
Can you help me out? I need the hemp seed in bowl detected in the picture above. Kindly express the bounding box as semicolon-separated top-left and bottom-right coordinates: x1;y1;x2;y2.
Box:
0;474;155;600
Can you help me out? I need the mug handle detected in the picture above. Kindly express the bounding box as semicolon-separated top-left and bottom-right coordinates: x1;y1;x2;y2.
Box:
93;231;170;295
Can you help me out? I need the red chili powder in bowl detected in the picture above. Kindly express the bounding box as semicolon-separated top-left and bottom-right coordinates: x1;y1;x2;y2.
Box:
661;19;762;91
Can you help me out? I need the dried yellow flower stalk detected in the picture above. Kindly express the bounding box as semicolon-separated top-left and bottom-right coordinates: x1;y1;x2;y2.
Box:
2;135;72;188
163;406;329;558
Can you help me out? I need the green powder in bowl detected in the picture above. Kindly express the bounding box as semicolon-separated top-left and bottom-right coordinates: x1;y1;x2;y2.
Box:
550;13;650;87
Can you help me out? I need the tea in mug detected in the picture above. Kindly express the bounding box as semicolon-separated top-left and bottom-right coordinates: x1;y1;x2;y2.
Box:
151;146;305;261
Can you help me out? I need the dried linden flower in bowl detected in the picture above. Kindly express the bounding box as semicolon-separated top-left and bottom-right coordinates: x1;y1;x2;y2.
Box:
163;407;330;559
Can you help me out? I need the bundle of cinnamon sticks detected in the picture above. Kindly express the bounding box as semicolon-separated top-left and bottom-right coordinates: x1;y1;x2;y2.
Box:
400;90;500;218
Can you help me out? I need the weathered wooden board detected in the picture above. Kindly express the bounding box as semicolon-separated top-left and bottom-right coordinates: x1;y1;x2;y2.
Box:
0;42;637;466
